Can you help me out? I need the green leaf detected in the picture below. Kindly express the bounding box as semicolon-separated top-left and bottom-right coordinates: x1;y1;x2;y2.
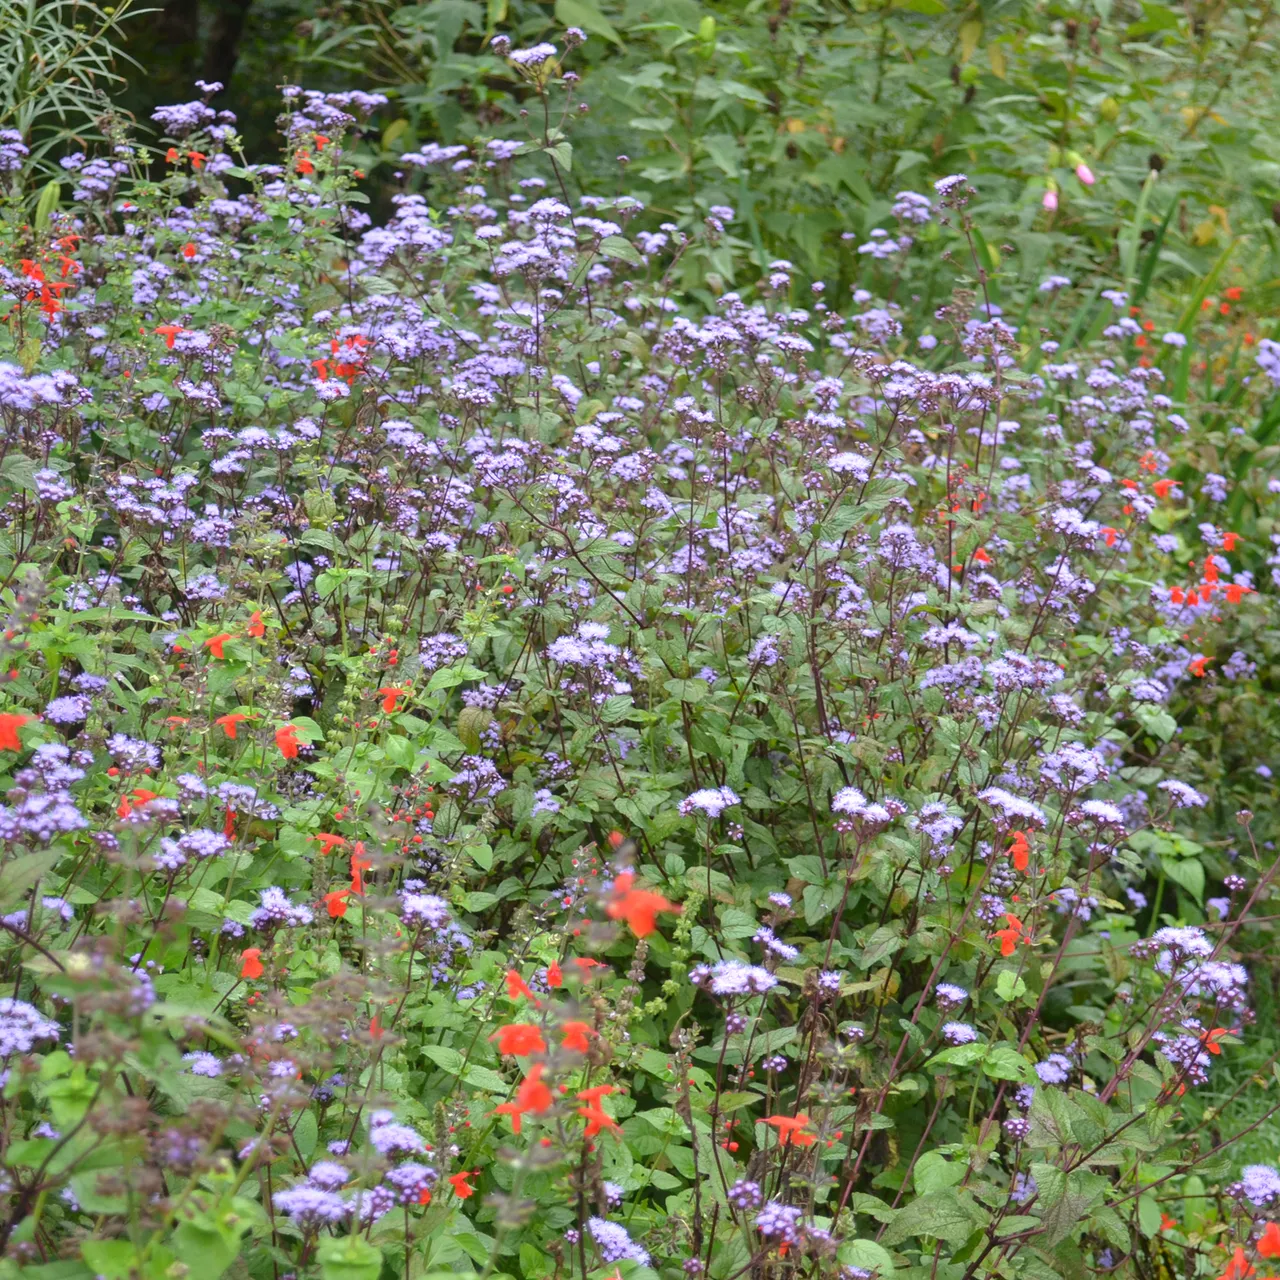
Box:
925;1042;986;1069
34;179;61;232
1161;854;1204;901
599;235;643;266
838;1238;896;1274
880;1189;988;1248
1137;1191;1162;1238
983;1045;1036;1083
317;1234;384;1280
996;970;1027;1001
1133;704;1177;742
554;0;623;45
914;1151;965;1195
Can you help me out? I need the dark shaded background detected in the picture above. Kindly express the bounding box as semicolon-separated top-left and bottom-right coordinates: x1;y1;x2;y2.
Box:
117;0;317;155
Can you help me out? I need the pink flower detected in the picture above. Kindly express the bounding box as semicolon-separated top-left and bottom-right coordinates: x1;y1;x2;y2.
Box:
1075;162;1095;185
1043;188;1059;211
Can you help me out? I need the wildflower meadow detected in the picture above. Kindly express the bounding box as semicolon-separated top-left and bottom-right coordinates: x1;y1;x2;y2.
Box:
1;5;1280;1279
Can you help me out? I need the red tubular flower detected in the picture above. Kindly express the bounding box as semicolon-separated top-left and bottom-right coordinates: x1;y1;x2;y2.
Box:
561;1021;595;1053
323;888;351;918
577;1104;620;1137
1220;1246;1255;1280
606;871;678;938
312;832;346;856
349;844;372;894
1259;1221;1280;1258
246;610;266;637
154;324;184;348
275;724;300;759
491;1023;547;1056
0;712;31;751
505;969;542;1006
992;914;1023;957
204;633;233;659
215;712;252;739
377;686;409;713
240;948;264;979
448;1171;477;1199
1007;830;1031;873
118;787;157;818
765;1114;816;1147
494;1063;554;1134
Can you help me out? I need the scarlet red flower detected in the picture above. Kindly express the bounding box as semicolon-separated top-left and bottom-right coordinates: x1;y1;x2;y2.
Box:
215;712;252;740
992;914;1023;957
165;147;179;162
275;724;300;758
312;832;346;856
1225;584;1255;604
117;787;158;818
1259;1222;1280;1258
154;324;184;349
1188;656;1211;678
1220;1246;1255;1280
204;633;233;659
349;844;372;894
561;1021;595;1053
323;888;351;918
1153;478;1176;499
491;1023;547;1056
494;1063;554;1134
1101;526;1118;547
246;610;266;637
181;242;197;259
765;1113;816;1147
377;686;409;714
606;871;678;938
0;712;31;751
1226;286;1244;302
1204;556;1220;585
576;1084;615;1103
240;947;264;979
973;546;991;564
1201;1027;1229;1055
448;1170;477;1199
546;959;563;988
223;807;236;838
572;957;603;976
1007;830;1030;873
188;150;206;169
1160;1213;1178;1232
577;1103;621;1137
505;969;542;1006
1170;586;1186;605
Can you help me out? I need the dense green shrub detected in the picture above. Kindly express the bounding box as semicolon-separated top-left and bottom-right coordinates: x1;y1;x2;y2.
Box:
0;25;1276;1280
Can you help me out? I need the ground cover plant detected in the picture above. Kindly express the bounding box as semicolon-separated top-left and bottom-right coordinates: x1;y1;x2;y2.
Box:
0;26;1280;1280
